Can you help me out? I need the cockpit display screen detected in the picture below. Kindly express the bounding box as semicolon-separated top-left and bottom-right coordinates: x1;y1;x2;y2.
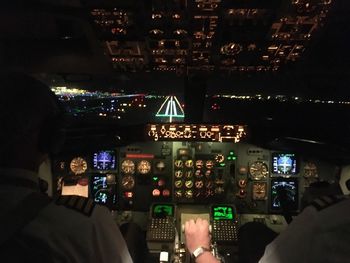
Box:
91;174;117;207
212;205;235;220
272;153;297;175
93;150;116;170
152;204;174;218
146;124;247;143
270;178;299;211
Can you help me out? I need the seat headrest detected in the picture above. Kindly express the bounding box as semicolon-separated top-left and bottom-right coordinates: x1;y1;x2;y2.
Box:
339;165;350;195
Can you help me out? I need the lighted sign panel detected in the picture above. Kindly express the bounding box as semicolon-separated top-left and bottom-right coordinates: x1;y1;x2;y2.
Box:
146;124;247;143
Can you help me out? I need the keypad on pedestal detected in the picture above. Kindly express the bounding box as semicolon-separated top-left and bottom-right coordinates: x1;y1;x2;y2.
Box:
147;218;175;242
212;220;238;243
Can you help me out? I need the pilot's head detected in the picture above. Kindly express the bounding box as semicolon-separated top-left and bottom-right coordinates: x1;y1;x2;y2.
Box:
0;72;63;172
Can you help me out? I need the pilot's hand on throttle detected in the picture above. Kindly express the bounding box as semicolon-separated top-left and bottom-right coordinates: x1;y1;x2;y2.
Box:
184;218;210;253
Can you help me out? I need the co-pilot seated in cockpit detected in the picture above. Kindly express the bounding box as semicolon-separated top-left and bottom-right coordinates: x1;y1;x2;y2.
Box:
184;167;350;263
0;72;133;263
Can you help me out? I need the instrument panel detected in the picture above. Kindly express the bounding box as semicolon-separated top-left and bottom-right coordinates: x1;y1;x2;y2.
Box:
53;140;330;215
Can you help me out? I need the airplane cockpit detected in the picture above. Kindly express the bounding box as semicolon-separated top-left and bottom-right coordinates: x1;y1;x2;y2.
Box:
44;120;347;262
3;0;350;262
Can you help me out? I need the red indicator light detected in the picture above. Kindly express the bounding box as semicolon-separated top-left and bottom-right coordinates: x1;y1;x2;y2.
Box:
126;153;155;159
124;192;133;198
158;179;165;187
162;189;170;197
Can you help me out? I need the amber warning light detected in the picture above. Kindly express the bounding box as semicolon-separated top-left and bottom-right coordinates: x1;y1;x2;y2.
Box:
146;124;248;143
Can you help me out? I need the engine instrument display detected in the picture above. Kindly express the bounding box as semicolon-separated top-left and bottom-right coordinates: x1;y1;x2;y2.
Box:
93;150;116;170
212;205;235;220
70;157;88;175
272;153;297;175
270;178;298;211
146;124;247;143
152;204;174;218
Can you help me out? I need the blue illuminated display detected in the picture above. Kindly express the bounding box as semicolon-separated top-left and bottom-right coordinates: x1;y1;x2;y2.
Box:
272;153;297;175
93;150;116;170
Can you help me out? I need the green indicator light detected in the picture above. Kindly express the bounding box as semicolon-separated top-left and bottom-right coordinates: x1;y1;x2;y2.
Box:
153;177;158;181
220;163;226;167
232;156;237;160
229;151;234;155
227;156;232;160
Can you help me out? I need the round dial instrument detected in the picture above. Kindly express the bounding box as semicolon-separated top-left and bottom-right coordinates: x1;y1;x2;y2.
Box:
174;160;183;168
185;160;194;168
175;170;183;178
137;160;151;174
121;159;135;174
70;157;88;175
249;161;268;180
121;175;135;190
205;160;214;169
185;180;194;189
195;160;204;169
215;154;225;163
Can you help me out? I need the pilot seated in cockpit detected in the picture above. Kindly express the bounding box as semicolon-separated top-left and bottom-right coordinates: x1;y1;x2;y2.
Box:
185;167;350;263
0;73;132;263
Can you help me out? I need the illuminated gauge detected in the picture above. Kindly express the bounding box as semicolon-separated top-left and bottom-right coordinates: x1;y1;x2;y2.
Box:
206;160;214;169
206;181;213;189
121;160;135;174
195;169;203;178
175;170;183;178
249;161;268;180
174;160;183;168
195;160;204;169
215;154;225;163
70;157;88;175
175;190;183;198
174;180;183;188
195;180;204;189
303;162;318;178
185;170;193;179
137;160;151;174
185;190;193;198
185;160;194;168
121;175;135;190
155;161;166;172
271;180;297;209
238;179;247;188
185;180;193;189
252;182;267;200
205;170;212;178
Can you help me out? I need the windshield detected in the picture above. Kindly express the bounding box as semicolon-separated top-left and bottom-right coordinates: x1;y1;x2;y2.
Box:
2;0;350;139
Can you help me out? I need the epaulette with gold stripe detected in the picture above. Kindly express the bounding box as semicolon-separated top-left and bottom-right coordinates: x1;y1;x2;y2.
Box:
310;195;347;211
55;195;95;216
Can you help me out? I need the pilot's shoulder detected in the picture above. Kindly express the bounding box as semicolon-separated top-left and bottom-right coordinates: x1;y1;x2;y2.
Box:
310;195;348;211
54;195;97;217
